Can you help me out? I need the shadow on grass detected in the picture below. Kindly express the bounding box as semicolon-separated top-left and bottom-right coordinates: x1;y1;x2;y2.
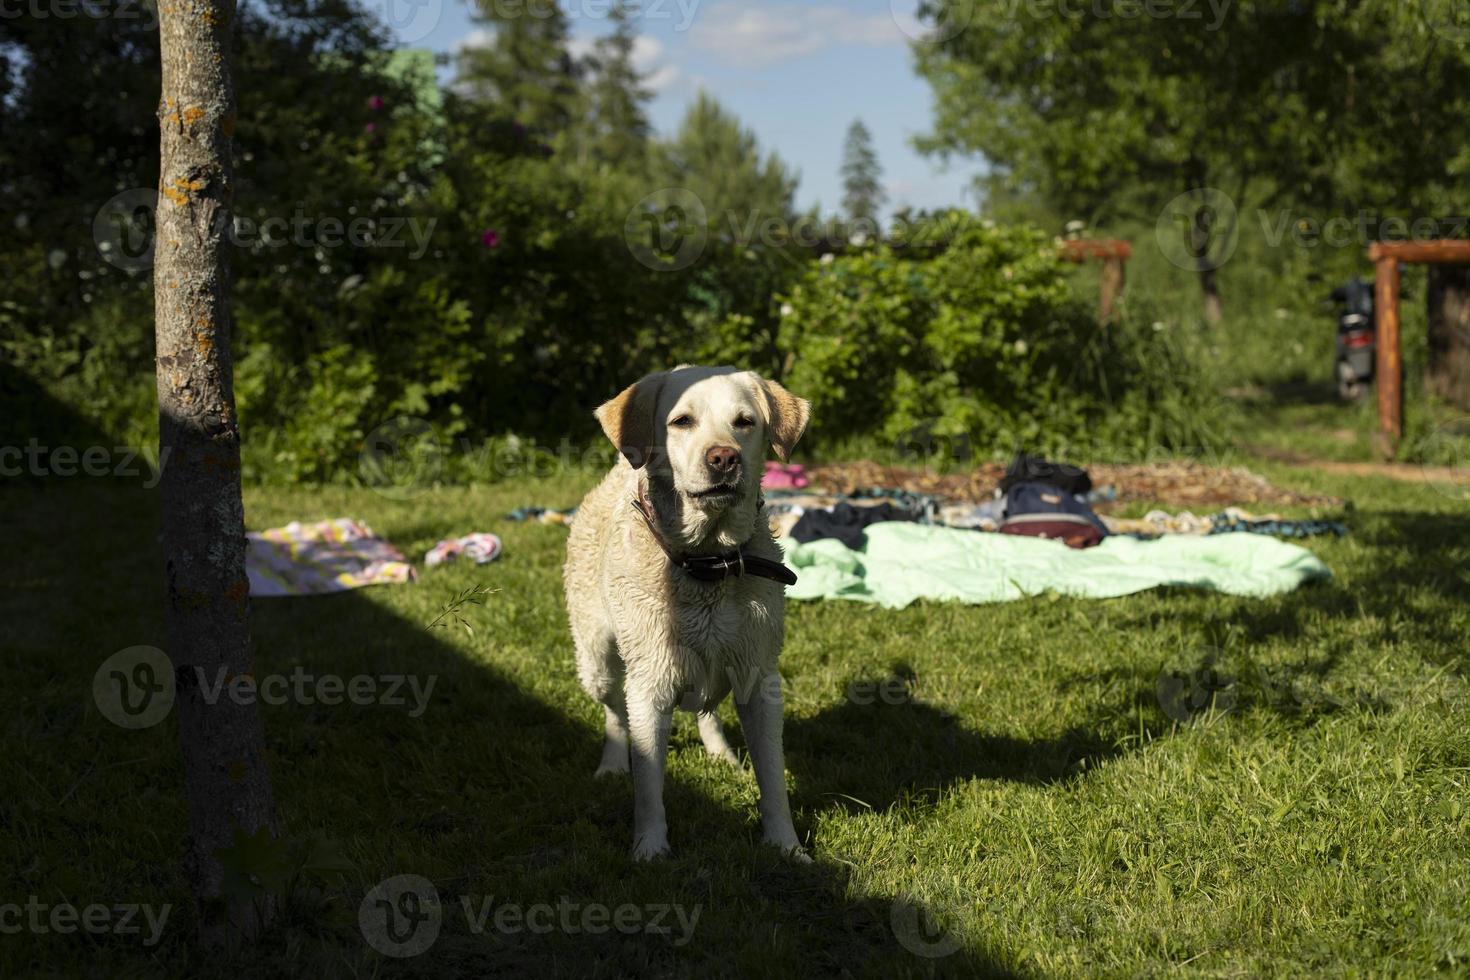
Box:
3;466;1012;976
1222;510;1469;660
1091;509;1470;726
787;671;1123;814
241;592;1016;976
229;483;1457;975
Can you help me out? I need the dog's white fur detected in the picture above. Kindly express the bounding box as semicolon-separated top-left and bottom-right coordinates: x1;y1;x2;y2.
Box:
563;365;811;861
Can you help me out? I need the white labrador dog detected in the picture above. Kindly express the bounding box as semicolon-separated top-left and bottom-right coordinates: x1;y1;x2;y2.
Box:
564;365;811;861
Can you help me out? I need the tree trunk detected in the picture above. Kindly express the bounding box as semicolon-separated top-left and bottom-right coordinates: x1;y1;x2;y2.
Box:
1188;212;1223;325
1178;170;1226;325
1198;264;1223;325
1427;263;1470;410
154;0;277;947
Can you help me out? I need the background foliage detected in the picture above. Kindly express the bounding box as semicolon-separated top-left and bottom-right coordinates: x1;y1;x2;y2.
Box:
5;0;1465;483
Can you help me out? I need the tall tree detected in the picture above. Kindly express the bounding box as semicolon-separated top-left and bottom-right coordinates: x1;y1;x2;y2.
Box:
911;0;1447;323
154;0;277;946
840;119;886;234
578;2;654;167
659;91;799;227
456;0;580;134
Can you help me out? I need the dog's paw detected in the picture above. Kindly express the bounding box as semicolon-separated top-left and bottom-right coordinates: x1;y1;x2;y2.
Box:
631;835;672;861
766;837;812;863
595;741;631;777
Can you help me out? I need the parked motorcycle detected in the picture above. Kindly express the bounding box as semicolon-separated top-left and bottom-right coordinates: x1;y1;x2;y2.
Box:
1329;278;1376;401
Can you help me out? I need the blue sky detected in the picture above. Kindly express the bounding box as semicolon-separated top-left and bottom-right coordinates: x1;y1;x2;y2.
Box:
379;0;981;217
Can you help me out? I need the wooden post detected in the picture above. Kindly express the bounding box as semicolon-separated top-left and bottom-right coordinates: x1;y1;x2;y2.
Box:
1367;242;1470;263
1373;256;1402;457
1059;239;1132;324
1363;241;1470;459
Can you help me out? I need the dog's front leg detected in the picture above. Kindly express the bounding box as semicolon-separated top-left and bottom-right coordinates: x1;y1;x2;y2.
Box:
733;674;809;861
626;689;675;860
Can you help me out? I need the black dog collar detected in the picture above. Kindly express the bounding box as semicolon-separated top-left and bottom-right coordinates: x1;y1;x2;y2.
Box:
631;493;798;587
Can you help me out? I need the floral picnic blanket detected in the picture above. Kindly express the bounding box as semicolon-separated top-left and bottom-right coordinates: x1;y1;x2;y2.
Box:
246;518;416;597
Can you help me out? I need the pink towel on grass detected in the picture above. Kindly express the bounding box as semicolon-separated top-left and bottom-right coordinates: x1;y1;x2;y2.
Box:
762;461;810;490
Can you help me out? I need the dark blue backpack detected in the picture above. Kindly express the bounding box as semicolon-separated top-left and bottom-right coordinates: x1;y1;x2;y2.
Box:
1001;481;1109;549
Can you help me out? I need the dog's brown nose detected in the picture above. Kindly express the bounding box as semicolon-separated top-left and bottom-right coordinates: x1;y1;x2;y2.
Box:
705;445;740;472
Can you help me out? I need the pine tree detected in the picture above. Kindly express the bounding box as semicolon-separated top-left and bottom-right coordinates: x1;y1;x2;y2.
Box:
840;119;885;234
456;0;580;134
580;3;653;167
660;92;798;225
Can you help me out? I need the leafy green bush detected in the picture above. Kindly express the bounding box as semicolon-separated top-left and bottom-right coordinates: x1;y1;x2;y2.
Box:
1;289;159;456
768;216;1227;460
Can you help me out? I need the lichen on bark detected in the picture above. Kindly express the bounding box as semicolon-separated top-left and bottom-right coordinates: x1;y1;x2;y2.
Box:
153;0;278;949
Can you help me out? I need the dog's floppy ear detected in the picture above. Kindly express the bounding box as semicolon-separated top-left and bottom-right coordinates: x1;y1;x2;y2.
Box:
595;372;665;469
755;375;811;462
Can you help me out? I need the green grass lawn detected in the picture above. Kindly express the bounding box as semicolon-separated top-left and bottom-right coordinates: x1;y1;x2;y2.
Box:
2;458;1468;978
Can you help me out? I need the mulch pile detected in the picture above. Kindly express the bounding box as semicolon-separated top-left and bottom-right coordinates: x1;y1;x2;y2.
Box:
804;460;1346;512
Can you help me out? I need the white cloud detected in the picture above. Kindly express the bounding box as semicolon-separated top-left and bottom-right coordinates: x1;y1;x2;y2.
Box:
632;35;682;92
454;27;494;53
644;63;683;92
690;3;904;67
568;35;596;60
631;34;664;66
568;32;681;92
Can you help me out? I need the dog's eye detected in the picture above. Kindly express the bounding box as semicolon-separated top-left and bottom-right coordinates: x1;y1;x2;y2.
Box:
669;414;695;429
733;415;755;429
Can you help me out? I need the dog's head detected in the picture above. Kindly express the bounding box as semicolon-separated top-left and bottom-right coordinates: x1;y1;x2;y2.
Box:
594;365;810;514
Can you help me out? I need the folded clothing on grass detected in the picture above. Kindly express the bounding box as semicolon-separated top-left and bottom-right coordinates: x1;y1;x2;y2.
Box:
247;518;416;597
788;501;916;549
425;532;503;567
505;506;576;525
780;522;1330;609
1102;507;1349;539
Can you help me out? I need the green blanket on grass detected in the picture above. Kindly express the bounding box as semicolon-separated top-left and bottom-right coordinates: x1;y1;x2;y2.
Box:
779;523;1331;609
